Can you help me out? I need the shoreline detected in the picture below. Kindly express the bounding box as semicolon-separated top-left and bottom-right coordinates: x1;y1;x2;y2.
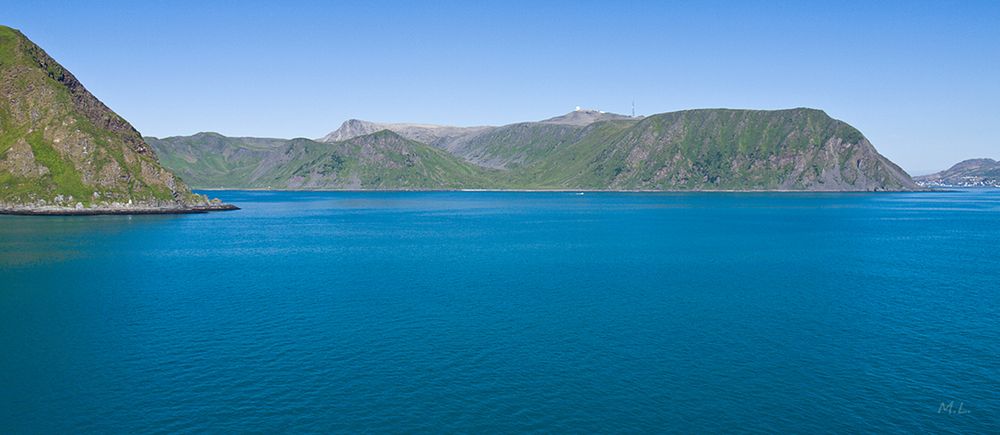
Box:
192;187;941;193
0;204;240;216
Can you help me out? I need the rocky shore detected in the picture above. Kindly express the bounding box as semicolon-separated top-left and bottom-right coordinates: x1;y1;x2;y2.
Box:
0;203;239;216
0;199;239;215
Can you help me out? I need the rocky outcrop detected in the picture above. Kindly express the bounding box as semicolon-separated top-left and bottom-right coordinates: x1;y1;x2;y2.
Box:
319;119;494;149
538;108;635;126
0;25;233;214
21;37;150;155
0;201;238;215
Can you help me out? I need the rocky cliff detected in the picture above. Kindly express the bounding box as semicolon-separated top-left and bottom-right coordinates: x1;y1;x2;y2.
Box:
505;108;919;191
0;25;230;214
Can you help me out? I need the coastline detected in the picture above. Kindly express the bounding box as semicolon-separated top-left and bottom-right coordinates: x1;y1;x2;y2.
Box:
0;203;240;216
192;187;938;193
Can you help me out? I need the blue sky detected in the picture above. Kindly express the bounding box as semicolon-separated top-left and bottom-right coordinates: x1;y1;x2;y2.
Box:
5;0;998;172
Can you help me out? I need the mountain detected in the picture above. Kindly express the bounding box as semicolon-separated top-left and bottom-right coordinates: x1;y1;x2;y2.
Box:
148;130;491;189
538;108;636;126
317;109;635;169
319;109;631;145
0;25;231;214
320;119;493;145
914;158;1000;188
503;108;918;191
154;108;919;192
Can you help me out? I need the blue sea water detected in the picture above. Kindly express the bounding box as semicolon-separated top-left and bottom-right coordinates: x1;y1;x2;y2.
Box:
1;190;997;433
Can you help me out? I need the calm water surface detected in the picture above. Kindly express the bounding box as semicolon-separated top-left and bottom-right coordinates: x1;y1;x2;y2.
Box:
1;190;997;433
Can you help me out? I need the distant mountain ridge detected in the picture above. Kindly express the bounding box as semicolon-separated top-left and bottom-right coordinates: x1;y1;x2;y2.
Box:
148;130;490;189
538;109;637;126
319;119;493;146
318;109;635;168
915;158;1000;188
151;108;920;191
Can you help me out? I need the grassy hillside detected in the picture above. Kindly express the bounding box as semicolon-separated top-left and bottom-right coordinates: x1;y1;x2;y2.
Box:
508;109;916;191
447;122;619;170
0;25;206;207
152;109;919;192
146;133;290;188
149;131;494;189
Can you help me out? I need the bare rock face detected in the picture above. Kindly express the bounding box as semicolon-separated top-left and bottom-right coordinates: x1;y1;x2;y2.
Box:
0;139;48;177
538;109;635;126
319;119;495;151
320;119;387;142
0;25;219;211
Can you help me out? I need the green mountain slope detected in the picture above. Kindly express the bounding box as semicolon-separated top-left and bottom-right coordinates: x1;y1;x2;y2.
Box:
509;109;917;191
153;108;918;191
318;109;640;170
0;25;213;211
145;132;290;188
148;130;493;189
445;122;608;170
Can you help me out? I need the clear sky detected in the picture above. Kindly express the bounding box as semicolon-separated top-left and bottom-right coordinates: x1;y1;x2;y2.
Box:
4;0;998;173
